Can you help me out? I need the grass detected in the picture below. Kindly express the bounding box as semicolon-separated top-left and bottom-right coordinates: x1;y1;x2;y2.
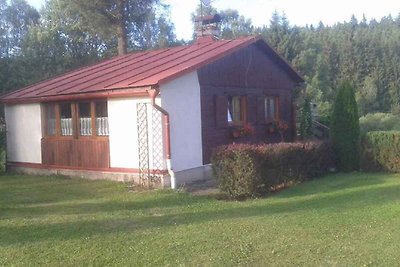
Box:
1;173;400;266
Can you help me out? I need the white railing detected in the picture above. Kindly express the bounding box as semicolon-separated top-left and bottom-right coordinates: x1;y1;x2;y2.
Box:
80;118;92;136
51;117;109;136
61;118;73;136
96;117;109;136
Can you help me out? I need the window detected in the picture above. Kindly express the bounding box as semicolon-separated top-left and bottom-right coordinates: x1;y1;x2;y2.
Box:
227;96;246;125
60;103;73;136
265;96;279;121
43;100;109;138
45;104;56;136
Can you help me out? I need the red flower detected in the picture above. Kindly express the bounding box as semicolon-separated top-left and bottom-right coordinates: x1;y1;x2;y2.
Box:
232;123;254;138
267;119;289;142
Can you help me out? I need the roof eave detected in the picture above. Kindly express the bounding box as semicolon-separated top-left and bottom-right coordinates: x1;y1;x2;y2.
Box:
1;86;151;105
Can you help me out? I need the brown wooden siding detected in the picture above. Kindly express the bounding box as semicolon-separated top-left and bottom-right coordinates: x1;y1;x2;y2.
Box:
198;43;299;164
42;138;110;168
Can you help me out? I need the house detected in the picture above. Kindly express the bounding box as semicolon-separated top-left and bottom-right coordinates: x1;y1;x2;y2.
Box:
1;35;304;188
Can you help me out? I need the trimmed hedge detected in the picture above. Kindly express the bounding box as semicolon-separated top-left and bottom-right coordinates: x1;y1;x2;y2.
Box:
211;142;334;199
361;131;400;172
359;113;400;135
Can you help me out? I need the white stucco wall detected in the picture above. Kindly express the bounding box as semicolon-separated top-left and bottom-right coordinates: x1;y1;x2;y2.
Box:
108;97;164;169
160;71;203;172
4;103;42;163
108;71;203;173
108;98;142;169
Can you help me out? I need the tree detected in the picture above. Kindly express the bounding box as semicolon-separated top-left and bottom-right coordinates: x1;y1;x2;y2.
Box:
191;5;254;40
330;81;360;172
1;0;39;57
356;75;378;116
0;0;178;95
130;8;178;49
299;96;313;140
0;0;39;94
61;0;165;55
261;11;301;61
219;9;254;39
0;0;7;54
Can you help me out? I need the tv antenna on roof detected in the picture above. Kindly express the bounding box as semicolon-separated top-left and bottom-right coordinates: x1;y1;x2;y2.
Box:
201;0;212;6
195;0;221;39
199;0;214;26
200;0;215;17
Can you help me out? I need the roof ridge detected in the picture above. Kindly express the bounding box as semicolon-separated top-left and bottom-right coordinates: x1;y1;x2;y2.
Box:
124;40;236;87
134;38;258;86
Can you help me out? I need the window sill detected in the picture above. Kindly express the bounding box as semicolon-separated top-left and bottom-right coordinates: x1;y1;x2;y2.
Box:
228;121;244;127
43;136;109;140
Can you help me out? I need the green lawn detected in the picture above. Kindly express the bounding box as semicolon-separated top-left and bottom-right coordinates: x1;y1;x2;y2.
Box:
1;173;400;266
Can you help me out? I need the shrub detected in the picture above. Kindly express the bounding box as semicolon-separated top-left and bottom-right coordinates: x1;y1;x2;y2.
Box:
359;113;400;135
331;81;360;172
211;141;334;199
211;144;264;198
360;131;400;172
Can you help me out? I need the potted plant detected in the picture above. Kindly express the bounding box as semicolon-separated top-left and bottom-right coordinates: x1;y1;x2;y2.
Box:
267;119;289;141
231;123;255;139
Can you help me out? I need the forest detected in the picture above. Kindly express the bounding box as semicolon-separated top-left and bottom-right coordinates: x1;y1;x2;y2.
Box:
1;0;399;125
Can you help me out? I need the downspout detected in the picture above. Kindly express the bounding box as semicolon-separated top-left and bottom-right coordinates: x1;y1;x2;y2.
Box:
147;87;176;189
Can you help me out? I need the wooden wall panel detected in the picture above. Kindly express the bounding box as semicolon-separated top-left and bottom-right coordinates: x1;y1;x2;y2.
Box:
42;138;110;168
198;44;298;164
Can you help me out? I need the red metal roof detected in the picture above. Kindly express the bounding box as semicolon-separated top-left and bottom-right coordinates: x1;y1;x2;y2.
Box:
1;36;303;103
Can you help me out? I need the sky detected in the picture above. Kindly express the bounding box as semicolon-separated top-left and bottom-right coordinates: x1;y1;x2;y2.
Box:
26;0;400;40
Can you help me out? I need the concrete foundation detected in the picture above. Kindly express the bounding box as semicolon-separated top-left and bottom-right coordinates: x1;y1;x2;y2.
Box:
173;164;214;185
8;165;162;187
8;164;214;189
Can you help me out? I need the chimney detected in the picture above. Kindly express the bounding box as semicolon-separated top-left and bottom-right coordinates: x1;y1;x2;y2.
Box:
194;14;222;40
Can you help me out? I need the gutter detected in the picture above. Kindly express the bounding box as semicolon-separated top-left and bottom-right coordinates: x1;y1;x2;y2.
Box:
147;87;176;189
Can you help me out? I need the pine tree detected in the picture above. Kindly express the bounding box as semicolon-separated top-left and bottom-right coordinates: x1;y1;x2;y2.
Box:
331;81;360;172
61;0;161;55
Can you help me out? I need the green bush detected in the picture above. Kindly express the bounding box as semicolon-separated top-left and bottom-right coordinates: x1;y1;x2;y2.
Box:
331;81;360;172
211;142;334;199
359;113;400;135
211;145;264;198
361;131;400;172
